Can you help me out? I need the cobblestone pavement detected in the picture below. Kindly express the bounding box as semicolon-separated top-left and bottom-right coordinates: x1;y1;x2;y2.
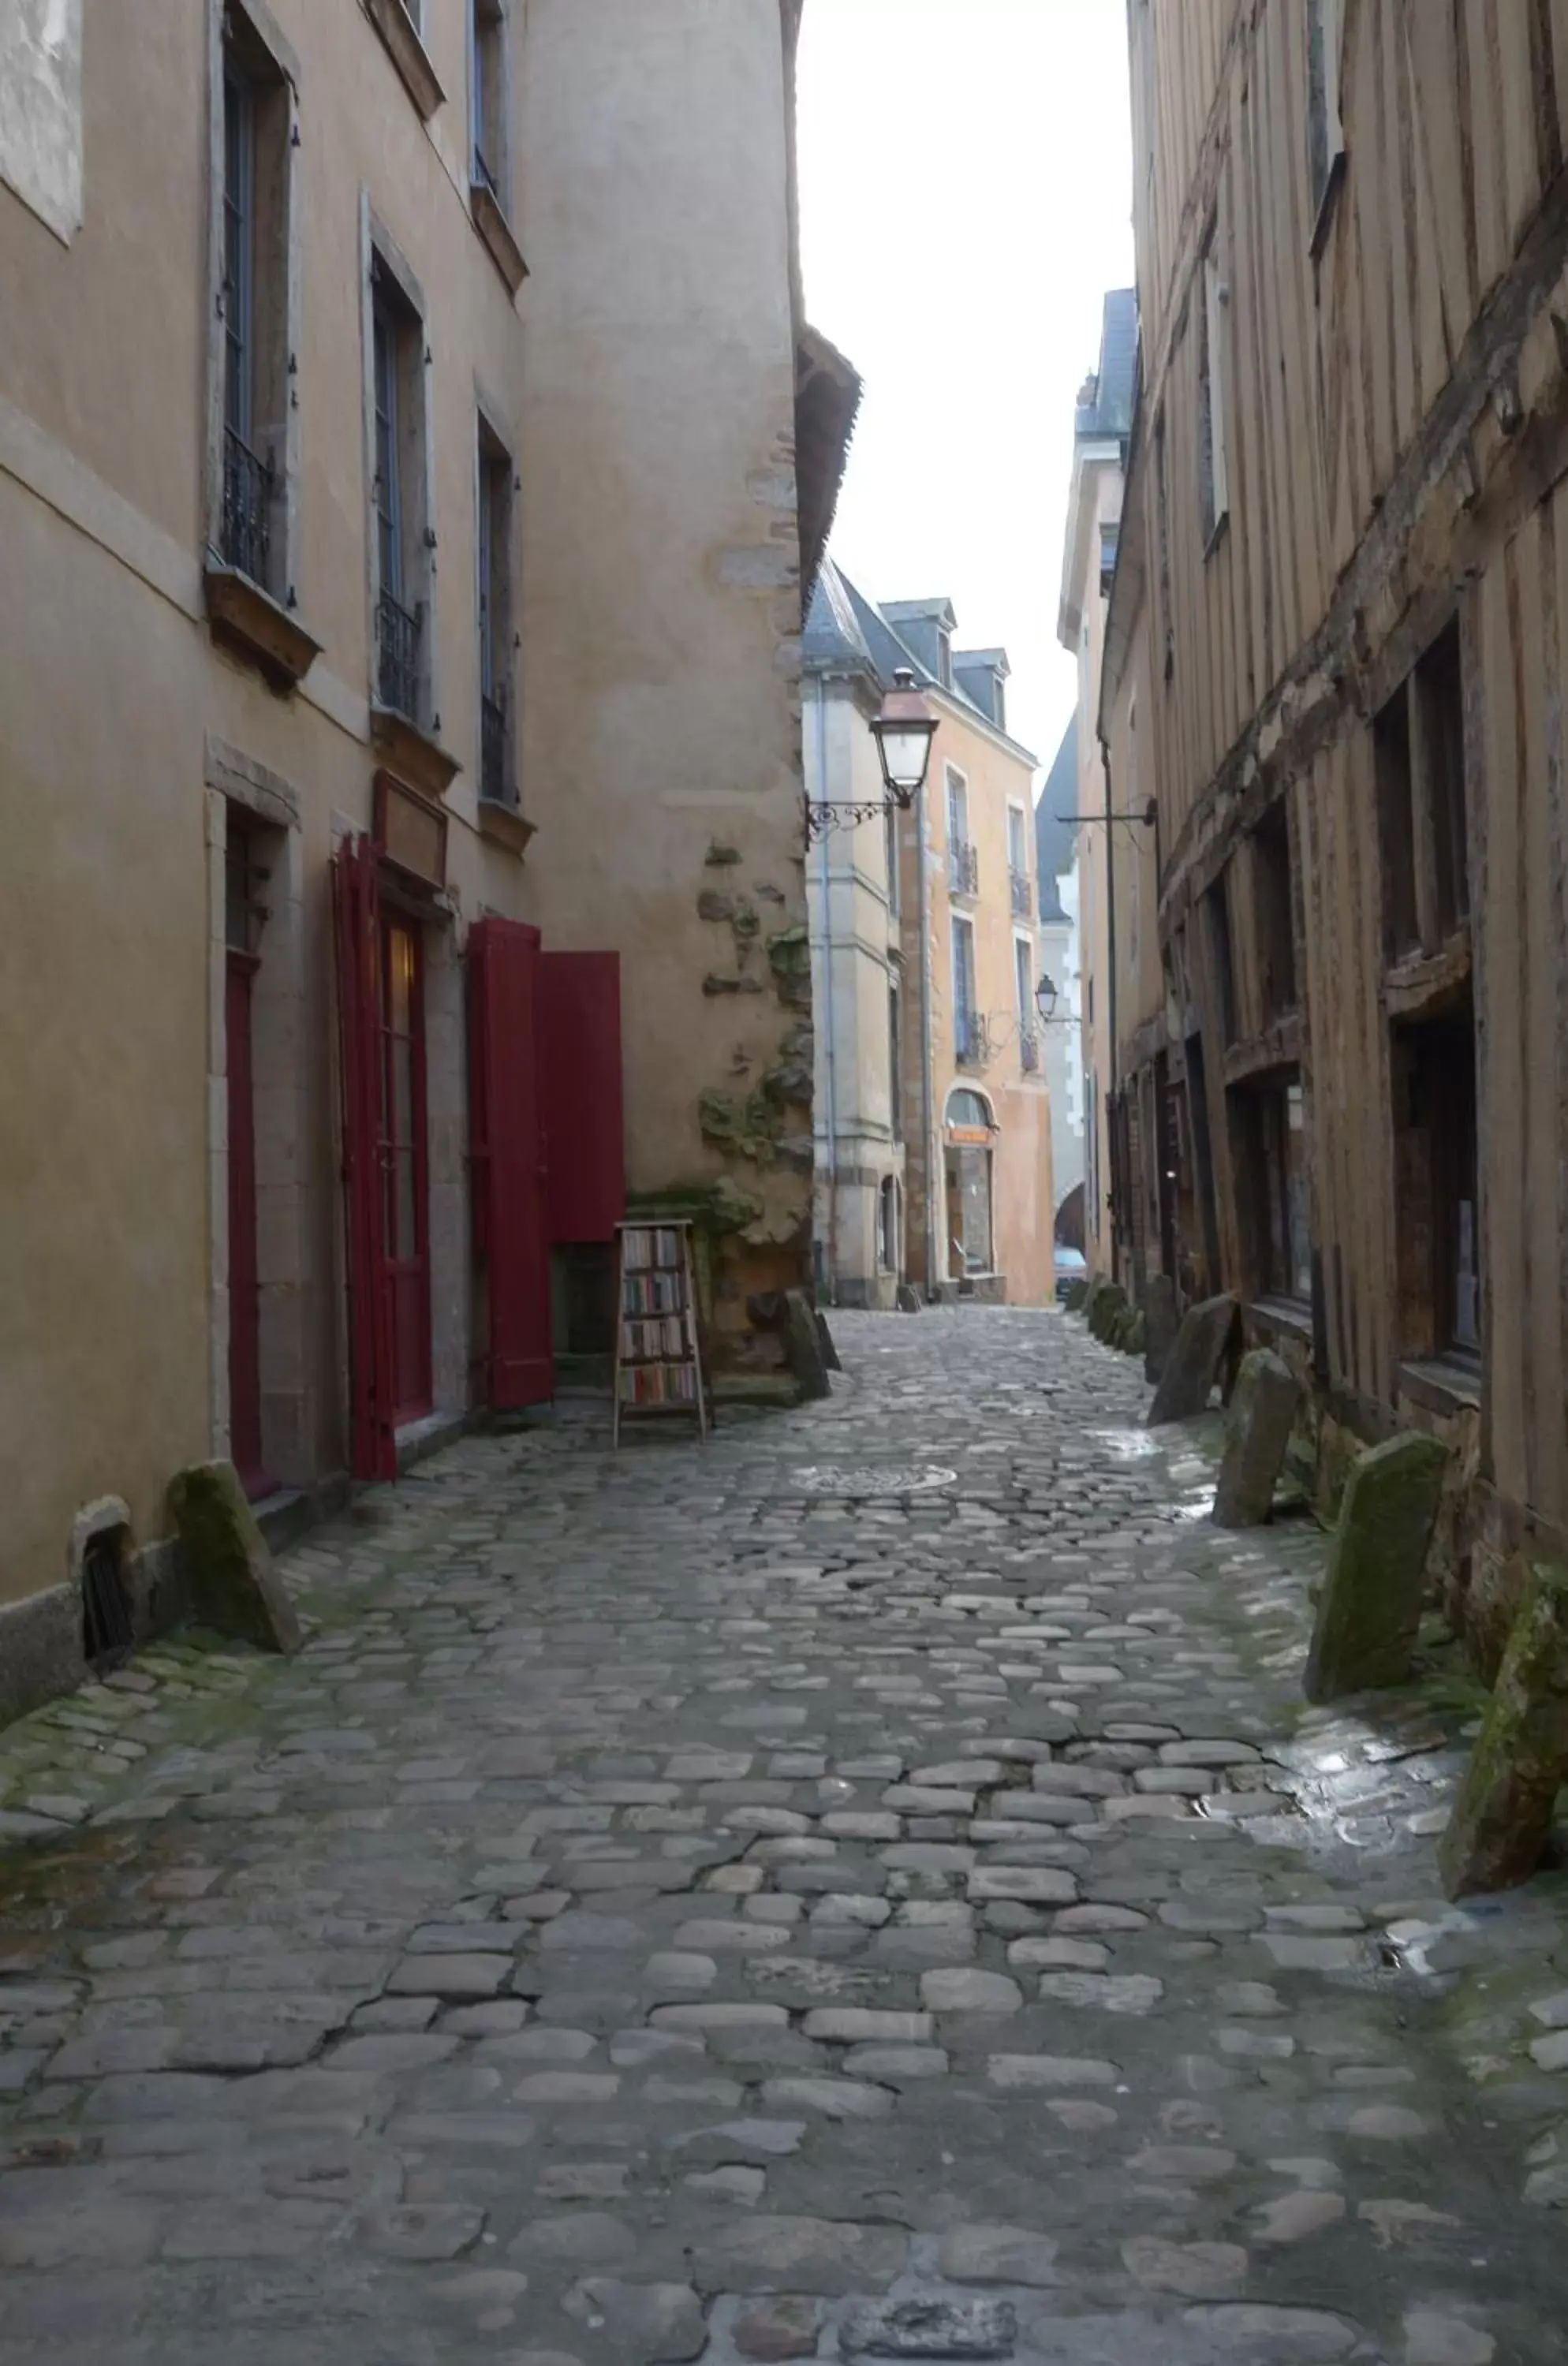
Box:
2;1308;1566;2365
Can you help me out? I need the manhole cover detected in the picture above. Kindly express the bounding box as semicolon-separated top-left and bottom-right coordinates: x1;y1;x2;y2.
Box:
790;1465;958;1496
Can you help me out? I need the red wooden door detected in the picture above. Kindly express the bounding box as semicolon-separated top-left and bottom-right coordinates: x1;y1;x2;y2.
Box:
468;916;554;1409
537;952;625;1242
379;915;432;1425
225;950;268;1498
332;838;397;1480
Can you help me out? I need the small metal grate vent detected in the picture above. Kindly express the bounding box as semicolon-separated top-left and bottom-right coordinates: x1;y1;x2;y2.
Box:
81;1535;134;1672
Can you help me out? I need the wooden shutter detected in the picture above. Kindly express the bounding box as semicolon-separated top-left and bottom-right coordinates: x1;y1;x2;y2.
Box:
468;916;554;1409
538;952;625;1243
332;835;397;1480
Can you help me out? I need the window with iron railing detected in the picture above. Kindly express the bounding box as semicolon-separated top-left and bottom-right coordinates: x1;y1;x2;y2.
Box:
952;916;982;1066
949;838;980;898
371;256;430;724
218;7;289;595
470;0;507;205
477;419;516;804
1009;869;1032;917
1019;1031;1040;1073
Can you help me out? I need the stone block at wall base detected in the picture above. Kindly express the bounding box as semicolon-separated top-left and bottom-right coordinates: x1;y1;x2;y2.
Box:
0;1532;187;1734
168;1461;302;1656
1302;1431;1448;1703
1214;1350;1300;1528
0;1584;82;1730
1439;1561;1568;1898
784;1290;831;1401
1147;1296;1239;1426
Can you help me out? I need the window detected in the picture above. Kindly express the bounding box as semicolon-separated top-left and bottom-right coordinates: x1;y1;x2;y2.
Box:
218;7;291;596
947;767;977;896
952;916;981;1065
470;0;507;203
1375;618;1469;968
477;418;514;805
1253;799;1297;1024
1007;806;1031;916
1205;871;1238;1046
888;984;902;1137
371;255;430;723
938;629;954;690
878;1177;898;1274
1156;413;1174;679
884;800;901;917
1392;1000;1480;1363
1015;936;1039;1073
1197;224;1230;547
1307;0;1346;244
1252;1077;1312;1302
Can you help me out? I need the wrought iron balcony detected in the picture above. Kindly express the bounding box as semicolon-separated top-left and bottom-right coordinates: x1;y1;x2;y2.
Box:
1010;868;1032;918
481;689;510;804
221;425;273;588
955;1009;989;1069
949;839;980;898
1019;1028;1040;1074
376;588;423;722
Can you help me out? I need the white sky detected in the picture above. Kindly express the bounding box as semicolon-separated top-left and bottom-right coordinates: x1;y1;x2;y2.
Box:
797;0;1136;780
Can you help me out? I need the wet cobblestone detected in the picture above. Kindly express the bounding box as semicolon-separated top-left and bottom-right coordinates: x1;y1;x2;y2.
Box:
0;1307;1564;2361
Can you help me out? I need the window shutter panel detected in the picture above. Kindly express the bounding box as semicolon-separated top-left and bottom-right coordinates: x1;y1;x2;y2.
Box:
537;952;625;1244
331;836;398;1480
468;916;554;1409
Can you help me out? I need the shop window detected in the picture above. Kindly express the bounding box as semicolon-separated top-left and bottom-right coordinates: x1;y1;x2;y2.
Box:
1236;1074;1311;1304
1375;618;1469;967
1392;998;1480;1364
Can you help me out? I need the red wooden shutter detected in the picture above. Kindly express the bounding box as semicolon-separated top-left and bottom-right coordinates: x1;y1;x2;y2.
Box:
332;836;397;1480
537;951;625;1243
468;916;554;1409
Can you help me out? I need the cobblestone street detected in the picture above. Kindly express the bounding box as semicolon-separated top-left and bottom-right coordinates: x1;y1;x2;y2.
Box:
2;1308;1566;2364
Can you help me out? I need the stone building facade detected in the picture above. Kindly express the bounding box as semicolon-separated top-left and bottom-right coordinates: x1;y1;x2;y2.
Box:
1095;0;1568;1667
0;0;848;1719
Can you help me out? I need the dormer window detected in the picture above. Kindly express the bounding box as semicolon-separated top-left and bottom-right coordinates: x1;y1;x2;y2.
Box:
938;631;953;690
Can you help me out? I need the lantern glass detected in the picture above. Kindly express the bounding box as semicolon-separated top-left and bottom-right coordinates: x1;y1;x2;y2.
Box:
870;667;939;805
1035;973;1060;1024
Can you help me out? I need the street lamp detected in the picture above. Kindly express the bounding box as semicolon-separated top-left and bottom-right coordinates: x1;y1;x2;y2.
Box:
869;669;940;807
806;668;939;840
1036;973;1070;1025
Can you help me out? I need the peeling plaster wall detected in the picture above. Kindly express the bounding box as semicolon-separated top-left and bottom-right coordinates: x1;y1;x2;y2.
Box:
0;0;83;245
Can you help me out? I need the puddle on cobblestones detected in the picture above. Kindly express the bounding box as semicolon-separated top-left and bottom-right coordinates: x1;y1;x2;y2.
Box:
789;1467;959;1497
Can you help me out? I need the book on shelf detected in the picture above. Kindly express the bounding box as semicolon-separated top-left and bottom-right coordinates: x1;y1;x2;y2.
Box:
617;1359;699;1407
618;1224;686;1273
622;1269;685;1316
620;1314;688;1361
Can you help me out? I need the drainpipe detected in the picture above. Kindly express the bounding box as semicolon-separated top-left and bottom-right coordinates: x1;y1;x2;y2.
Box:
917;773;936;1296
1099;724;1119;1286
813;681;839;1302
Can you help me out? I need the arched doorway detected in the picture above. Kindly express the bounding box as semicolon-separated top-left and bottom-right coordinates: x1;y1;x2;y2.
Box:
944;1087;996;1279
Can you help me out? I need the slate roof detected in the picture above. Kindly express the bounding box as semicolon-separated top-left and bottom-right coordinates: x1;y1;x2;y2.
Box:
805;562;1036;763
1034;716;1079;926
1076;288;1138;444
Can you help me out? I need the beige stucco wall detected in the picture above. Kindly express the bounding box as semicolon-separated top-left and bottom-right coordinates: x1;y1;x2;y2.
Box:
514;0;814;1347
0;0;809;1643
906;701;1055;1309
1067;461;1120;1276
804;674;905;1306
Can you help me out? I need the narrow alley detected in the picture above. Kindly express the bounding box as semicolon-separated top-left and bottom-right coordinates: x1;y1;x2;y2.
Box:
1;1311;1562;2366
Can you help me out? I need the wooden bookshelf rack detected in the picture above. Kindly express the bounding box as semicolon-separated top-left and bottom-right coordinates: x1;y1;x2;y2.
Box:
611;1220;709;1446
